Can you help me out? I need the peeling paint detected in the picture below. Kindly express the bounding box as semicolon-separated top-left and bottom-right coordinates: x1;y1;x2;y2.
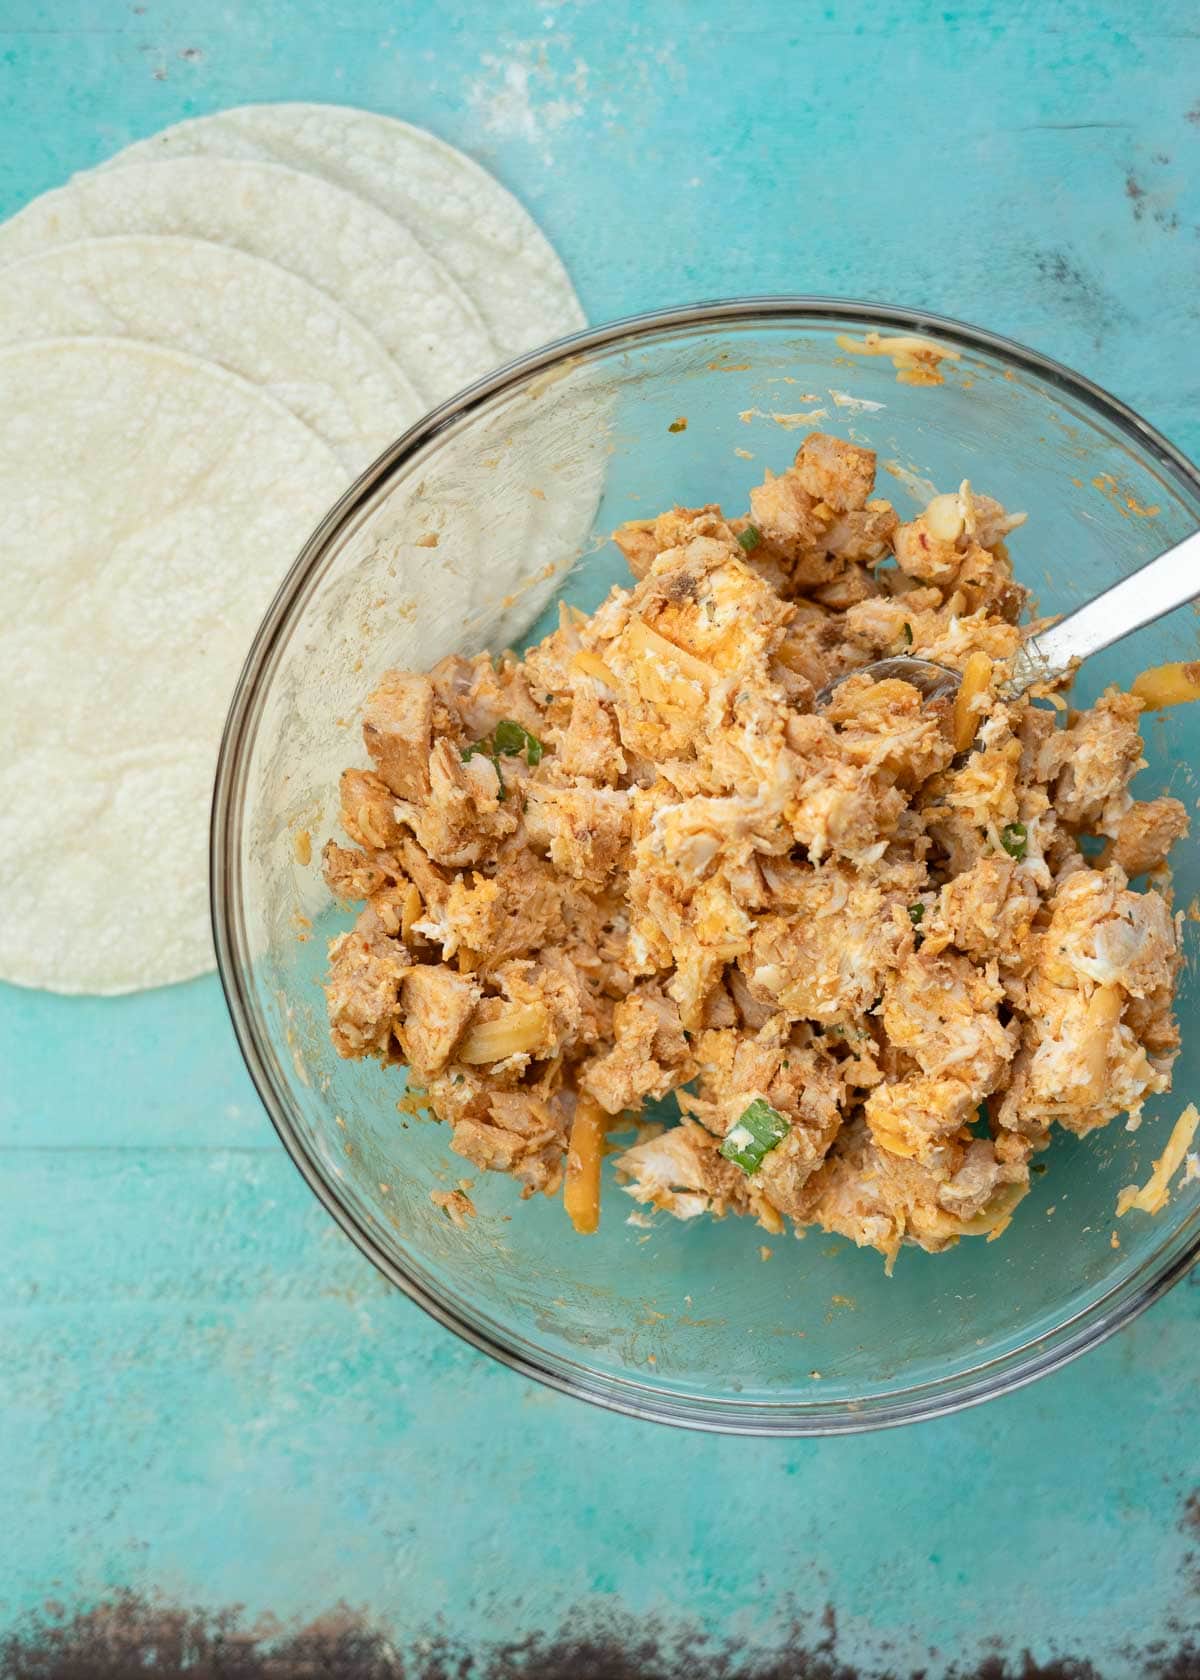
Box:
4;1590;1200;1680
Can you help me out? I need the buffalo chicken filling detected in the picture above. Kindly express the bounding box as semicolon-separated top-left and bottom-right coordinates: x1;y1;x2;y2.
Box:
323;432;1186;1268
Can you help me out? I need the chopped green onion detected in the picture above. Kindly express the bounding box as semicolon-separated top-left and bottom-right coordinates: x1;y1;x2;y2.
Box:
493;717;543;764
902;621;913;646
462;718;543;794
667;416;688;433
908;902;925;925
492;718;524;754
720;1098;791;1174
490;719;541;769
1000;821;1028;861
737;524;762;553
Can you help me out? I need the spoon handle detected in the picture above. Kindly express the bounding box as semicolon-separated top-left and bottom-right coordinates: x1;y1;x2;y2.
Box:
1005;525;1200;696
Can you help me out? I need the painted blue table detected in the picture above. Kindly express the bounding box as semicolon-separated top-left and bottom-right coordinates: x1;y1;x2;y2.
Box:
3;3;1200;1674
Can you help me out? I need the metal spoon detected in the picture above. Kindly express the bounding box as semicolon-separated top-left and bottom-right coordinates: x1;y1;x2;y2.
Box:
816;524;1200;708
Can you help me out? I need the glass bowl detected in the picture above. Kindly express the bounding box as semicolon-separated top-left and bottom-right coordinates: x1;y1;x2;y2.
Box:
212;299;1200;1434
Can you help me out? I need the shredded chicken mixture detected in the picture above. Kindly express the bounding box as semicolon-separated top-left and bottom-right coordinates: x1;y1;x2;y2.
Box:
323;432;1186;1269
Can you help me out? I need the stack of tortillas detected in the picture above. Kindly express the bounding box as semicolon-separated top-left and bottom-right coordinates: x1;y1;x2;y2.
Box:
0;103;584;997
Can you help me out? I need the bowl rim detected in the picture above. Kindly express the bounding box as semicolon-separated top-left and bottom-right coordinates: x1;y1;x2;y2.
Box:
211;295;1200;1435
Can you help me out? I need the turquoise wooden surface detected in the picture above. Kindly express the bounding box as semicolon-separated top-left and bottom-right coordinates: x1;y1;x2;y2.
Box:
3;2;1200;1673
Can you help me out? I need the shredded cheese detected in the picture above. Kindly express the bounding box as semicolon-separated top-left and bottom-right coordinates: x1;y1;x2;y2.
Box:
564;1096;607;1234
571;649;620;690
952;651;993;753
400;881;423;941
836;330;961;360
1116;1103;1200;1217
1130;661;1200;712
835;331;960;385
458;1004;549;1064
623;617;715;683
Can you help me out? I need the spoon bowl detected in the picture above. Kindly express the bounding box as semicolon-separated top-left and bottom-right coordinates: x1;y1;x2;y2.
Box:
821;520;1200;711
815;655;960;709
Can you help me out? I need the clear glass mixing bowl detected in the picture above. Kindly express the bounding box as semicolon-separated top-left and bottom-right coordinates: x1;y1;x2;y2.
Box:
212;300;1200;1434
